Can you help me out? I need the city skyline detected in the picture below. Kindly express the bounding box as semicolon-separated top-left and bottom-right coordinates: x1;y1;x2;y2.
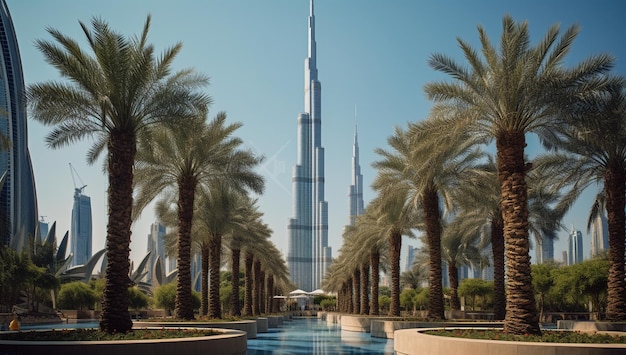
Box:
7;1;626;269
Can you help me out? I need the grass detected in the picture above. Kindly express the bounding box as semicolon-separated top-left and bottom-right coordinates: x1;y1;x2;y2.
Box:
424;329;626;344
0;328;221;341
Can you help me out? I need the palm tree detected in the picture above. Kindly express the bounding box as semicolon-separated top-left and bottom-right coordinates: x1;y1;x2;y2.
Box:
544;81;626;321
226;198;265;317
133;113;263;320
373;122;482;319
27;16;210;332
423;15;613;334
364;190;415;317
440;219;485;311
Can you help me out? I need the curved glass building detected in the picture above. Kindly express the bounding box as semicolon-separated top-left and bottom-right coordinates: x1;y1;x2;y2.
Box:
0;0;39;250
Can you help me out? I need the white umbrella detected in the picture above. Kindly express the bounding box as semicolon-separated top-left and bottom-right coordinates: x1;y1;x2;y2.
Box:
289;289;308;295
308;289;325;295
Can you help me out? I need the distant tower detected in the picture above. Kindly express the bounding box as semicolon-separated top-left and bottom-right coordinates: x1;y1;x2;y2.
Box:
567;226;583;266
38;216;49;241
0;0;39;249
405;245;417;272
287;0;330;292
535;235;554;264
70;165;92;267
590;211;608;257
348;115;364;226
146;222;166;283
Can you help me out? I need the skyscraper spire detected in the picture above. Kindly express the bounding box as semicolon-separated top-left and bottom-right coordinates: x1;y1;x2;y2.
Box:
288;0;329;292
349;105;364;226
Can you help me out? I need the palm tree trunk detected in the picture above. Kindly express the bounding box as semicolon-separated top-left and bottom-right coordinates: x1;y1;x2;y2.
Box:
604;167;626;321
253;259;261;315
389;229;402;317
267;274;274;314
345;280;353;313
352;268;361;314
491;214;506;320
173;175;198;320
230;248;241;317
360;262;370;315
100;131;135;333
242;250;253;316
209;233;222;318
370;250;380;316
423;187;444;320
259;269;266;314
200;243;209;316
448;262;460;311
496;131;540;335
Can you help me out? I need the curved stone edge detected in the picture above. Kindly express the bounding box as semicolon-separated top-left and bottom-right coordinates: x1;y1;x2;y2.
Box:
371;320;503;339
340;315;403;333
558;321;626;332
134;320;257;339
394;327;626;355
0;327;247;355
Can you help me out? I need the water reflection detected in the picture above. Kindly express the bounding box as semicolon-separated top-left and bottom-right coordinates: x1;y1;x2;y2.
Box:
247;317;393;355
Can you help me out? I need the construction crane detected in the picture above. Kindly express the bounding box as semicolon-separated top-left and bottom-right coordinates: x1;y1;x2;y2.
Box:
69;163;87;195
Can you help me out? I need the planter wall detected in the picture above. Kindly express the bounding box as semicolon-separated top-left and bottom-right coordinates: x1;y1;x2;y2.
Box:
134;320;257;339
371;320;503;339
0;328;247;355
394;328;626;355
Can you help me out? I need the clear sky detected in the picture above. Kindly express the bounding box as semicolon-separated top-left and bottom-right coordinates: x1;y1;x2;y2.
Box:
7;0;626;269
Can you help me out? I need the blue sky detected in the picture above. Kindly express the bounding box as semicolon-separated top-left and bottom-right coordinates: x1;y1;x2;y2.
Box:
8;0;626;268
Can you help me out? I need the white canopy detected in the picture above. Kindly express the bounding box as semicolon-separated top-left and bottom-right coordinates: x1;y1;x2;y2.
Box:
289;289;308;295
308;289;325;295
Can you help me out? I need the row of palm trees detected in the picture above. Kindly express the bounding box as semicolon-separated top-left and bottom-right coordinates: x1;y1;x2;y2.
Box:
324;15;626;336
26;16;290;333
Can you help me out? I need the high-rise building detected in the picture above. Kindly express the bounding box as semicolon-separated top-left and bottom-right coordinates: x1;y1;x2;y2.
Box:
535;236;554;264
567;227;583;266
348;122;364;226
70;186;92;266
590;211;608;257
146;222;166;283
405;245;417;272
287;0;330;292
38;216;49;241
0;0;38;249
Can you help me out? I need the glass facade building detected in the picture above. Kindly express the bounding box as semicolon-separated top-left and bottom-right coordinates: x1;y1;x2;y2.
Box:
0;0;38;249
287;0;330;292
348;125;364;226
70;188;92;266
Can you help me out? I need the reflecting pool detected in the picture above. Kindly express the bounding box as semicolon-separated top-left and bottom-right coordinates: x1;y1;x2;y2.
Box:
247;317;393;355
20;317;394;354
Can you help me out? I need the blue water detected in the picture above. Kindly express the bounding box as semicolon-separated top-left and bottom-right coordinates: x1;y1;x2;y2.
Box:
247;317;394;355
21;317;394;354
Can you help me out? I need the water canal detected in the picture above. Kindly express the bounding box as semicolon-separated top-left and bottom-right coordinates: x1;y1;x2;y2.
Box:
248;317;393;355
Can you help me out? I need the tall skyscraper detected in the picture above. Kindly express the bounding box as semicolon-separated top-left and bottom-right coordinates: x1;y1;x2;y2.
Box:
38;216;49;241
146;222;166;283
287;0;330;292
70;186;92;266
567;227;583;266
405;245;417;272
590;211;608;257
348;122;364;226
0;0;38;250
535;236;554;264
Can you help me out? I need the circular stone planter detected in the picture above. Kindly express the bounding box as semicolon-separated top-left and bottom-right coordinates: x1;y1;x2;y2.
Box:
371;320;503;339
134;320;257;339
394;328;626;355
0;327;247;355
